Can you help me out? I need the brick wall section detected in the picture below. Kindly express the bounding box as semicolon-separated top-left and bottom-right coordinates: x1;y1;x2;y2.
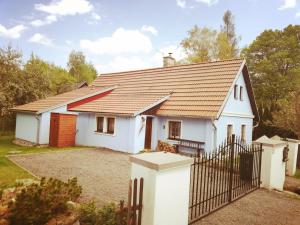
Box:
49;113;77;148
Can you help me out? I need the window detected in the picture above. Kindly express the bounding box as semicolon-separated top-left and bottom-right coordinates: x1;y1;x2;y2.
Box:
227;124;233;140
234;85;238;99
96;117;104;133
168;121;181;139
240;86;243;101
241;125;246;141
107;117;115;134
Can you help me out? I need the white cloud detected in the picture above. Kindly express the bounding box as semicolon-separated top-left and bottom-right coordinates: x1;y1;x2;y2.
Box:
80;27;153;55
30;15;57;27
96;56;152;73
94;45;186;73
91;12;101;20
28;33;53;46
141;25;158;35
195;0;219;6
35;0;93;16
278;0;297;10
0;24;27;39
176;0;186;8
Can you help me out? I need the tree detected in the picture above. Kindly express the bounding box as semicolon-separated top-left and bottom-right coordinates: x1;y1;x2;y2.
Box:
0;46;23;117
221;10;239;57
181;11;240;63
242;25;300;107
181;26;218;63
21;54;52;104
49;65;76;94
243;25;300;137
68;51;97;84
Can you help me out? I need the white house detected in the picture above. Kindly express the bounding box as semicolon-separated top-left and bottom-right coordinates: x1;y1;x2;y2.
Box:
12;58;259;154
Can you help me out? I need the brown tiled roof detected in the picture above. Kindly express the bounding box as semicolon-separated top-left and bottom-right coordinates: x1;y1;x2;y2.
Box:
79;58;254;119
69;91;171;116
12;86;114;114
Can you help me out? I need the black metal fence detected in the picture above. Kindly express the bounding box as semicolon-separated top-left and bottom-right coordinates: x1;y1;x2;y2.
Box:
189;135;263;224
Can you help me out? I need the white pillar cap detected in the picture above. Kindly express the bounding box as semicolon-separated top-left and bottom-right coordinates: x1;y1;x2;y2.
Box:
130;152;193;171
253;135;286;148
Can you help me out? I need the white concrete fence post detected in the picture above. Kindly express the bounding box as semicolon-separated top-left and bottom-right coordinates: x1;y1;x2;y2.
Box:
271;136;299;176
130;152;193;225
254;136;286;191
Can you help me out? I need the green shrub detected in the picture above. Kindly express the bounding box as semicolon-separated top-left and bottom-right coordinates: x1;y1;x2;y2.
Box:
9;177;82;225
79;201;127;225
79;202;100;225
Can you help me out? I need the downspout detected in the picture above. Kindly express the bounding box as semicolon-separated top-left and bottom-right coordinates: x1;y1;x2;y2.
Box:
212;118;217;150
35;114;41;145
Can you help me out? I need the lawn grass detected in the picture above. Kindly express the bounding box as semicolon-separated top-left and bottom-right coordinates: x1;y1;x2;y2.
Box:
294;169;300;179
0;135;87;189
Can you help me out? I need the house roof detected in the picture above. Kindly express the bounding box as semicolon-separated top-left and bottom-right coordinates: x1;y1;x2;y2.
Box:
69;90;171;116
12;86;115;114
77;58;258;119
12;58;259;120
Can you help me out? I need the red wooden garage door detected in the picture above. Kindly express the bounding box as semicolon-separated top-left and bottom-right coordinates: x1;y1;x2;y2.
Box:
49;113;77;147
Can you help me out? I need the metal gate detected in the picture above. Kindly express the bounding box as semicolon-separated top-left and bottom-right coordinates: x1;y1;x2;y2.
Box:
189;135;263;224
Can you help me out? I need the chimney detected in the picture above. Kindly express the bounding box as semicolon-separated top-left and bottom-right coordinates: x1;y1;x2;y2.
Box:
163;53;176;67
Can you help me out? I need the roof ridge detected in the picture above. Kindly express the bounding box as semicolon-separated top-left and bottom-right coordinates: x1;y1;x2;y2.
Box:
98;58;244;77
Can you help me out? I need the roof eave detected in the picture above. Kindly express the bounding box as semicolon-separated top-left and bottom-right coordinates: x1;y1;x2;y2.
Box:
36;85;117;114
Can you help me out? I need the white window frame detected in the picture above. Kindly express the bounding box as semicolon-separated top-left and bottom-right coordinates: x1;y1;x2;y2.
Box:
166;119;182;140
95;115;116;136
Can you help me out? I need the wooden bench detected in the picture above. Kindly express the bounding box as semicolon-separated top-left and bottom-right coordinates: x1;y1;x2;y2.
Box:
174;138;205;157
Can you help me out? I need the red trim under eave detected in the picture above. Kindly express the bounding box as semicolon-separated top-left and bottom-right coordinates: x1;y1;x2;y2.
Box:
67;89;113;110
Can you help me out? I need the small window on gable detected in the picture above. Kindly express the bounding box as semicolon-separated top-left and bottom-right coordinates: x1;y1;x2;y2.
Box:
234;85;238;100
240;86;243;101
227;124;233;140
168;121;181;139
107;117;115;134
96;117;104;133
241;125;246;142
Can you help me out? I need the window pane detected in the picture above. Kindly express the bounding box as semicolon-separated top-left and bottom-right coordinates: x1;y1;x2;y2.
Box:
227;124;233;139
107;118;115;134
168;121;181;139
241;125;246;141
96;117;104;132
240;86;243;100
234;85;238;99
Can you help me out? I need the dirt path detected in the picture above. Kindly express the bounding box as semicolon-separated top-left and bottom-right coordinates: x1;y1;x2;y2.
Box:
195;189;300;225
8;149;131;206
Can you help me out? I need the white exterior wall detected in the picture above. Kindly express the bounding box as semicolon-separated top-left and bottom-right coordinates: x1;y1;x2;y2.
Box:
15;112;38;143
151;116;213;152
16;106;76;145
38;106;72;144
75;113;146;154
215;70;254;146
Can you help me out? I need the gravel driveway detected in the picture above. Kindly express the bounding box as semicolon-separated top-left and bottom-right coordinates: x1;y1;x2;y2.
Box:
195;189;300;225
8;150;300;225
8;149;131;206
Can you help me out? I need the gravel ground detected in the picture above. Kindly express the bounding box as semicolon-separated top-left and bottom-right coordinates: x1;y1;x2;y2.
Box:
195;189;300;225
8;149;131;206
284;176;300;193
8;150;300;225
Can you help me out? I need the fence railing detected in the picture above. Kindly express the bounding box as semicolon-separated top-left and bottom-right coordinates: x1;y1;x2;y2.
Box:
188;135;262;224
127;178;144;225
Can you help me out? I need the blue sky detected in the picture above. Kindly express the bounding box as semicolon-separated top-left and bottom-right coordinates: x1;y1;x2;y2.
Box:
0;0;299;73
